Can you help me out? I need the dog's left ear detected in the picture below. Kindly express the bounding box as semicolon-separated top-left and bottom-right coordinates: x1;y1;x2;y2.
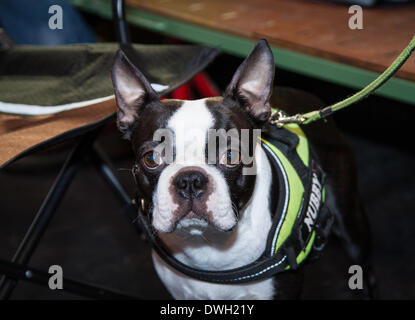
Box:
112;49;158;139
224;39;275;124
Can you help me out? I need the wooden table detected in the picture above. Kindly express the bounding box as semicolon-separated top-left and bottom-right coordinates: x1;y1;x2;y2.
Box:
72;0;415;105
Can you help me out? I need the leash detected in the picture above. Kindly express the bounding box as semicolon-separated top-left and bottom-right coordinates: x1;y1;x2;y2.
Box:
270;35;415;127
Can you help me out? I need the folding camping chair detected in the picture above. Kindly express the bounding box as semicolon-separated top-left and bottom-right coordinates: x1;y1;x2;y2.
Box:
0;0;219;299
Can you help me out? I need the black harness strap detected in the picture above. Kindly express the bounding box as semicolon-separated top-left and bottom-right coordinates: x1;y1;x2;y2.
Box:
135;194;290;284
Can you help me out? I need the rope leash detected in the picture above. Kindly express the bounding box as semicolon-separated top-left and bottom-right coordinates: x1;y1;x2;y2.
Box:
270;35;415;127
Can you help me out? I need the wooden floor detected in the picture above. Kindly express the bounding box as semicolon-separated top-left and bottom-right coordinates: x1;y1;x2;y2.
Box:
127;0;415;81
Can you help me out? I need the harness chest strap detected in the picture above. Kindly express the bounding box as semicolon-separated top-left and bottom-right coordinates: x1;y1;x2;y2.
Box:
134;124;332;284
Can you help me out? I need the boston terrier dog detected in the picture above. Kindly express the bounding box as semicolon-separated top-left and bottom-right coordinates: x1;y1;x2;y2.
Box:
111;40;375;299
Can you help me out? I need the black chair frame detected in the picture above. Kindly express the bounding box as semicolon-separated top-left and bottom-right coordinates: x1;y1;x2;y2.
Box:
0;0;166;300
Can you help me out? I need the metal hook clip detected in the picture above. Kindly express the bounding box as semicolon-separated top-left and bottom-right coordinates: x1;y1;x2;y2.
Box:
269;110;305;128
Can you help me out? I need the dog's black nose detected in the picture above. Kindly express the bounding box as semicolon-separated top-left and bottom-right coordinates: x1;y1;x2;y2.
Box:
174;170;208;199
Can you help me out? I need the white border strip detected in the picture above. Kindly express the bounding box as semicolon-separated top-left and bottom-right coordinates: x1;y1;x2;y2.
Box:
0;95;115;116
0;83;169;116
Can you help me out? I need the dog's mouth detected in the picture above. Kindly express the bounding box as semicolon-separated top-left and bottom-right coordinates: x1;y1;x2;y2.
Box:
174;201;213;232
153;200;237;235
182;211;198;219
176;211;209;235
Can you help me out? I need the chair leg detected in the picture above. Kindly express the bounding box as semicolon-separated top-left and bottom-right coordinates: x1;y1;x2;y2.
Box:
90;144;132;206
90;145;144;235
0;130;145;299
0;131;98;299
0;258;139;299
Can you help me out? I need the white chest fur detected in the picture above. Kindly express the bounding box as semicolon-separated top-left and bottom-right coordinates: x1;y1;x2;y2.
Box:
152;146;275;300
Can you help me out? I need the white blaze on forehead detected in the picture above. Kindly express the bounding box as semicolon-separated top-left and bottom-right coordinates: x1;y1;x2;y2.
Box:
167;99;215;164
152;98;236;233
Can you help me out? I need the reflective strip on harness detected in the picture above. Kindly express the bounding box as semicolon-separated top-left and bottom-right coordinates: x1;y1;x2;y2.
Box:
261;140;304;255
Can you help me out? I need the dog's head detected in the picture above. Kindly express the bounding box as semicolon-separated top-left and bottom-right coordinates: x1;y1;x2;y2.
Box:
111;40;274;235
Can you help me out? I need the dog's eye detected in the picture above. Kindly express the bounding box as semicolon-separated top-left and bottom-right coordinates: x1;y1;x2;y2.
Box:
219;150;241;168
142;151;163;170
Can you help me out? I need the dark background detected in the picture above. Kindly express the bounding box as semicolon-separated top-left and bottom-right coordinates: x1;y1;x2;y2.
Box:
0;13;414;300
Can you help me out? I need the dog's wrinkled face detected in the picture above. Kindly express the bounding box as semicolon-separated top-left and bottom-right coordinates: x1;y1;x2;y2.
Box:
112;40;275;234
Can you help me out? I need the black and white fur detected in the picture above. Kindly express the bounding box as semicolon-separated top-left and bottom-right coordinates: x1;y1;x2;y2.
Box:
111;40;375;299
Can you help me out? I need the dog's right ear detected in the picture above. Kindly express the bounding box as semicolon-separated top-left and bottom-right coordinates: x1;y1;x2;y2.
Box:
224;39;274;126
112;49;158;139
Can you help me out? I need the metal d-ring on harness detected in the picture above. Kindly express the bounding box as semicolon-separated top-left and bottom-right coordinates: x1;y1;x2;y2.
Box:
131;35;415;284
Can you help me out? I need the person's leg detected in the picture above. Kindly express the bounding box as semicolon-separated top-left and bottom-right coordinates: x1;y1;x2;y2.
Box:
0;0;95;45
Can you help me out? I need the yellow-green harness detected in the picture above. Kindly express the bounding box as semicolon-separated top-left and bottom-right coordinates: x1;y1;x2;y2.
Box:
261;123;328;271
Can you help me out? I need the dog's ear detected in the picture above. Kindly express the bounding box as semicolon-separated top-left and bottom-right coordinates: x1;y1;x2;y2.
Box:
224;39;275;125
112;49;158;139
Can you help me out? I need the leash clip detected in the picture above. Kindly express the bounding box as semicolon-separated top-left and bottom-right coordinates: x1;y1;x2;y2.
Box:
269;110;305;128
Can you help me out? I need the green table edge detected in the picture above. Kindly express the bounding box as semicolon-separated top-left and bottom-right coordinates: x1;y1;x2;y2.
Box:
72;0;415;105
